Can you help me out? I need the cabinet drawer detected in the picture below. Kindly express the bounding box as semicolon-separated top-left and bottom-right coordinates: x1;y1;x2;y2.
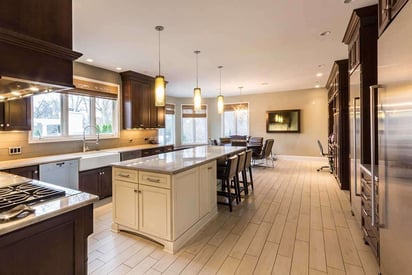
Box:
139;171;170;189
113;168;138;182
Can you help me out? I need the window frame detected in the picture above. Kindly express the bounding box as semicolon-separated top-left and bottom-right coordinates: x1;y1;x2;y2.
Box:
28;90;120;144
221;102;250;137
158;103;176;145
181;104;208;145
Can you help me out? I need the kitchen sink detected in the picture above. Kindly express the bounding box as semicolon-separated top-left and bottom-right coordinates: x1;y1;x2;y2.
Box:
77;151;120;171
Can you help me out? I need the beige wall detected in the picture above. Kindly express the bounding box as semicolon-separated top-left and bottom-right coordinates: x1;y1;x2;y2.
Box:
0;63;158;161
168;88;328;157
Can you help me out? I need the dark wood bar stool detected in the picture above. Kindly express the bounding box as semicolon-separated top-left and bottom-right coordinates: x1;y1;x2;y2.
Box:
244;149;254;193
236;151;247;200
217;155;239;212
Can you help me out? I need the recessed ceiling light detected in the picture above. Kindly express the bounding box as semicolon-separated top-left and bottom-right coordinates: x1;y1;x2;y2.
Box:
315;84;321;88
318;64;325;68
320;31;331;36
11;91;21;96
344;0;352;3
29;87;40;92
261;82;268;86
316;73;323;77
86;58;93;62
115;67;122;71
0;95;4;100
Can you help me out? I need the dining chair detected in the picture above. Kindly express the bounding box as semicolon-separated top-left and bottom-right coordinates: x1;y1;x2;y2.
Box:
252;139;275;167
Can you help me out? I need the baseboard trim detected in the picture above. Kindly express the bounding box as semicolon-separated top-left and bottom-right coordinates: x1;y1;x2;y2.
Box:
275;155;326;162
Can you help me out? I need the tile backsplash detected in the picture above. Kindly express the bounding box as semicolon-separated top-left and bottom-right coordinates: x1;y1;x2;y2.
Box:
0;129;158;161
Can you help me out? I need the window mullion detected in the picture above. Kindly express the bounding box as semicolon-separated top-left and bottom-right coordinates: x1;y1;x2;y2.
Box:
61;94;69;137
90;97;96;135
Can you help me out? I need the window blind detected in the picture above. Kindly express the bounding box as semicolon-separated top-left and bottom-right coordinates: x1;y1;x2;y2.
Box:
223;102;249;112
182;104;207;118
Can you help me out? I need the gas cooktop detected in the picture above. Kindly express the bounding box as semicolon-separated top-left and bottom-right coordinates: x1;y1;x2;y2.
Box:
0;182;66;213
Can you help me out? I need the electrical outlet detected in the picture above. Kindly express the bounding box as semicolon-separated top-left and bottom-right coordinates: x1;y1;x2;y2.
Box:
144;137;149;141
8;146;22;155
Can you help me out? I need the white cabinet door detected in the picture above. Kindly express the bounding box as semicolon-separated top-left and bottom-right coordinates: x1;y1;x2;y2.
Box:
138;184;171;240
172;168;200;239
113;180;138;229
199;161;216;218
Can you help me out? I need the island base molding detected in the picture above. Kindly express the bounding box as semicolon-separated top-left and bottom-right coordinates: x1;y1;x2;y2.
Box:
111;207;218;254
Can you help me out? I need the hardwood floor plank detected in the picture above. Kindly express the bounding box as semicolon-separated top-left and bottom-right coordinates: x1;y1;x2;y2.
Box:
162;252;195;275
296;214;310;242
272;255;292;275
180;244;216;275
246;222;272;257
309;229;327;272
253;241;279;275
278;221;297;257
323;229;345;271
267;214;287;244
234;254;258;275
229;223;259;259
336;227;362;266
127;257;157;275
291;240;309;275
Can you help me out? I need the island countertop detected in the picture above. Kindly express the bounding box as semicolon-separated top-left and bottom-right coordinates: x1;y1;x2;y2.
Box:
112;145;245;174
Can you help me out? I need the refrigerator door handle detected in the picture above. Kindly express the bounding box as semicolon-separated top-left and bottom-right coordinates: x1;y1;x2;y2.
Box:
369;85;383;227
353;97;361;196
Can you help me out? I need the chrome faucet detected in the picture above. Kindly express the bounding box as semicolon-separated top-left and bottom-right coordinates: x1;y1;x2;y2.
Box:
83;125;100;152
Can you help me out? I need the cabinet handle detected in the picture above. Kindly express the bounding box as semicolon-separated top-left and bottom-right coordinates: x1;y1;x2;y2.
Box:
34;170;38;174
118;173;130;178
208;167;213;170
146;177;160;183
102;172;105;175
362;227;369;238
362;208;369;217
138;190;142;193
134;189;137;193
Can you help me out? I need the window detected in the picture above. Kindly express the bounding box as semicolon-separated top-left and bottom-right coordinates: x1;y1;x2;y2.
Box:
222;102;249;136
158;103;175;145
31;92;118;142
181;104;207;145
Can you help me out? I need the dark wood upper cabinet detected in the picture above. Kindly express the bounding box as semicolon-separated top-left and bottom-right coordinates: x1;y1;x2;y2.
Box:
326;60;350;190
379;0;409;36
343;5;378;165
0;98;31;131
121;71;165;129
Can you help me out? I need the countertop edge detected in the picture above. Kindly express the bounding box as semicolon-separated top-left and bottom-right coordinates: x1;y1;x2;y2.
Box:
0;193;98;236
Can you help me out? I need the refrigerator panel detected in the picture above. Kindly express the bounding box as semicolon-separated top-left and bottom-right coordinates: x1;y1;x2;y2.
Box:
378;2;412;274
349;67;361;224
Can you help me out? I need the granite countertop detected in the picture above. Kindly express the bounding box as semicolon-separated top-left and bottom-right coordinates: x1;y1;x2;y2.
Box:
112;145;245;174
0;172;98;236
0;144;174;170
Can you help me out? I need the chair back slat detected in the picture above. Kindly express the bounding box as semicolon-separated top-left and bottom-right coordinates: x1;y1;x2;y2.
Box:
227;155;239;178
245;150;253;169
237;152;246;171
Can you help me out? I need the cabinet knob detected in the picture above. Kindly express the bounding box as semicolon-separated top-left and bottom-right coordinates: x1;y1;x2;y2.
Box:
6;123;10;127
34;170;38;174
134;189;137;193
0;124;3;127
138;190;142;194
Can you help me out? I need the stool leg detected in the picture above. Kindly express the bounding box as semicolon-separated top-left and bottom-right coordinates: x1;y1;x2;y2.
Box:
225;178;232;212
242;170;248;195
248;166;254;191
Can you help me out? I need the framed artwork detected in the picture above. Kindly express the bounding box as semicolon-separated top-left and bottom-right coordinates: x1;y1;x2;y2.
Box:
266;109;301;133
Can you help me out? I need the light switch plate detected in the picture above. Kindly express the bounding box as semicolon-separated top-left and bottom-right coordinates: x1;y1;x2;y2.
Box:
8;146;22;155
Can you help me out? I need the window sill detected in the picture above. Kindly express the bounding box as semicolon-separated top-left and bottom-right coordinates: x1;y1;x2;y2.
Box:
28;133;120;144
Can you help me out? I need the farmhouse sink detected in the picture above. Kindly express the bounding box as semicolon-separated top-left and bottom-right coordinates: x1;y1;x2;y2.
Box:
77;151;120;171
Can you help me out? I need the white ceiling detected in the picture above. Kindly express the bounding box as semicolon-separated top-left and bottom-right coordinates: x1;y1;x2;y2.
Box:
73;0;377;98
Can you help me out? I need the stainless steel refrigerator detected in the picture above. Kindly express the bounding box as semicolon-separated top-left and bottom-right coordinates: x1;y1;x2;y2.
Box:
370;2;412;274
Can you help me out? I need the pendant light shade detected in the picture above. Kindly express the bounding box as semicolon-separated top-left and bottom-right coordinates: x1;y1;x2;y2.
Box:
217;95;224;114
217;66;224;114
154;25;165;107
193;50;202;111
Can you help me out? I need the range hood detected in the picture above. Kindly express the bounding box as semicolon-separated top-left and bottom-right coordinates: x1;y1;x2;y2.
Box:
0;76;73;102
0;0;82;102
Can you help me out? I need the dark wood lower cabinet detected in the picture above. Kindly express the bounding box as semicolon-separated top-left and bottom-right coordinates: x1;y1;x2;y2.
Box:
5;165;40;180
79;166;112;199
0;204;93;275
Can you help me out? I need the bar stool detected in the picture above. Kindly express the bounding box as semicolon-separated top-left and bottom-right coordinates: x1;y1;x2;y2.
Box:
236;151;247;200
244;150;254;193
217;155;239;212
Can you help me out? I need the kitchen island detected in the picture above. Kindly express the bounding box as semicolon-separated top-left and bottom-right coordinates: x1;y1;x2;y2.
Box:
111;145;244;253
0;172;98;274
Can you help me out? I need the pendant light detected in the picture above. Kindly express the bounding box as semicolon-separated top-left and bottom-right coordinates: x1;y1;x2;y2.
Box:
193;50;202;111
154;25;165;107
217;66;224;114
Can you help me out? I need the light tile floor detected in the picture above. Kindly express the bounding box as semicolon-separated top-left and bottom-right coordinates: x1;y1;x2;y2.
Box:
88;159;379;275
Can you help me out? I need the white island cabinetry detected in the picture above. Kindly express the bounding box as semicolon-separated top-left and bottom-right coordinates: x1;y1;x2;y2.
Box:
111;145;244;253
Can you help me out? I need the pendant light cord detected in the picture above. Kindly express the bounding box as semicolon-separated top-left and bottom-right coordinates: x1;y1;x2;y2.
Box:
218;65;223;96
196;52;199;88
158;29;161;75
